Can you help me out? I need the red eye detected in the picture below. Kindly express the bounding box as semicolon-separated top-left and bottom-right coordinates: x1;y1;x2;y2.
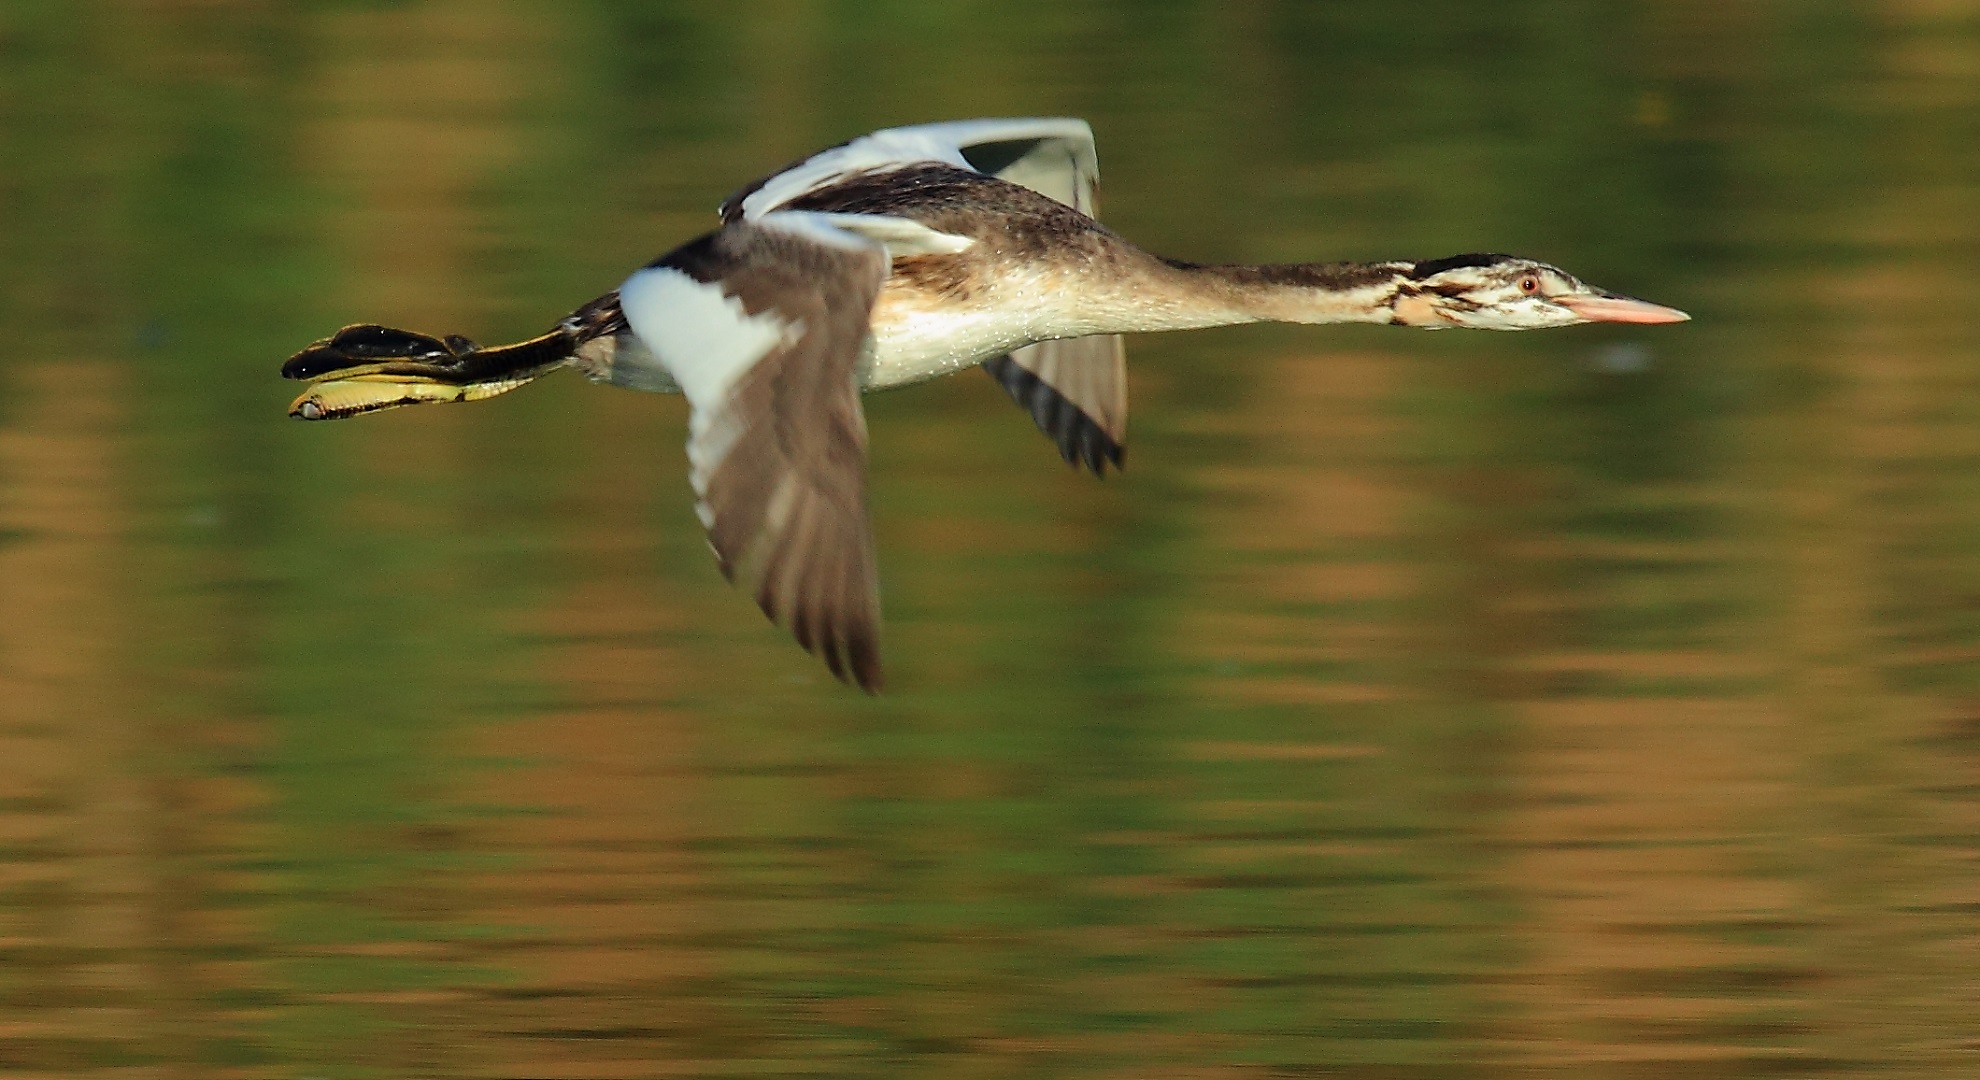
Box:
1519;276;1541;294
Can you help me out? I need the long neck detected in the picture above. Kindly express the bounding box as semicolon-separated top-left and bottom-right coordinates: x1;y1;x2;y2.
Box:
1152;258;1413;328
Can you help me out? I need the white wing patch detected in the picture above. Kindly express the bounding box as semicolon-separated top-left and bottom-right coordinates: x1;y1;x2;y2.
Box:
619;265;792;408
618;265;796;514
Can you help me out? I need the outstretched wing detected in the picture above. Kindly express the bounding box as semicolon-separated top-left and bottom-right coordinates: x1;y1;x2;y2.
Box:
984;337;1127;473
723;118;1129;476
928;124;1127;474
616;211;970;692
938;117;1101;217
721;117;1099;222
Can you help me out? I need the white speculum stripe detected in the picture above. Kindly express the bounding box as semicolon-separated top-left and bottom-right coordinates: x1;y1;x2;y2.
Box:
620;266;799;487
619;267;791;408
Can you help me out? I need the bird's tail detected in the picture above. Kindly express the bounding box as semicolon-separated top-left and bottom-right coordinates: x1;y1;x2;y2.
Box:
283;324;575;421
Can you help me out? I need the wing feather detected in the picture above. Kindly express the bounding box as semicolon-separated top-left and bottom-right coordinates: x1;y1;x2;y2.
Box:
724;119;1130;482
619;212;893;691
894;123;1129;473
724;117;1099;221
985;336;1128;474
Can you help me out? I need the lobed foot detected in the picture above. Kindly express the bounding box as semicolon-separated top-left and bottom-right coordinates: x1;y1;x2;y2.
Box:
283;324;492;421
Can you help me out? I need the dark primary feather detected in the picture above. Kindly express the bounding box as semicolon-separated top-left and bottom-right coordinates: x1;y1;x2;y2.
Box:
983;346;1125;475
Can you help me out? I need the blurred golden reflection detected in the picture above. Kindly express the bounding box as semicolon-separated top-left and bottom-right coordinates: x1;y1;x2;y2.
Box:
1;2;1977;1077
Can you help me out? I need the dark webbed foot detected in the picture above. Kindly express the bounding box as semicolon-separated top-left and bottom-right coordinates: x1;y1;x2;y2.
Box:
282;324;479;381
281;323;571;422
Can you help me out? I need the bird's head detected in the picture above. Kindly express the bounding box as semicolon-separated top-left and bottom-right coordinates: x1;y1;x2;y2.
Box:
1392;253;1689;330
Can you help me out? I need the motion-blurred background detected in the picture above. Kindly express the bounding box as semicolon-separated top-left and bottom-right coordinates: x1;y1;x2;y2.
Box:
2;2;1977;1076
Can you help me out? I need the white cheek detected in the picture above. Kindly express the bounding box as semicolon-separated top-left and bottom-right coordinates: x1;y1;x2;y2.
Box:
1466;297;1566;330
1538;299;1583;327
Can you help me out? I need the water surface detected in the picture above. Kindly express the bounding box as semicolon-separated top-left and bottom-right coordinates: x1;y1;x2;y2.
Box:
2;2;1978;1077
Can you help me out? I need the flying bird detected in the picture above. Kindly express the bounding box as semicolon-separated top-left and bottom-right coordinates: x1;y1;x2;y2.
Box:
284;118;1688;692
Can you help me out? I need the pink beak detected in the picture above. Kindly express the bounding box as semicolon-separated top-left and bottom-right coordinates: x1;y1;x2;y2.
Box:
1556;292;1691;325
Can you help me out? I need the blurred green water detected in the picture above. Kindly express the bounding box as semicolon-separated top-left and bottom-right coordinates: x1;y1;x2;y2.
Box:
2;2;1978;1078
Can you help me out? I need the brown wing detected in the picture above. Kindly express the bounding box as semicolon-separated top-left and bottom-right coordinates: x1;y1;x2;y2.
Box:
622;213;891;691
985;336;1128;474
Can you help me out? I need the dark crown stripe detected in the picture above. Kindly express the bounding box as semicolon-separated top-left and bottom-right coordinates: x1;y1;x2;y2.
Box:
1408;252;1513;279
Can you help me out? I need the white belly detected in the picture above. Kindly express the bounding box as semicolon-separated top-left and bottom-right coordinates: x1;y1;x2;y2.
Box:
589;312;1034;396
859;271;1115;389
862;307;1040;389
588;265;1138;396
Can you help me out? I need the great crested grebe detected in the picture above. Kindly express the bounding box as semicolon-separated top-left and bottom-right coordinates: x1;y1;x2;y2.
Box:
284;117;1688;692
